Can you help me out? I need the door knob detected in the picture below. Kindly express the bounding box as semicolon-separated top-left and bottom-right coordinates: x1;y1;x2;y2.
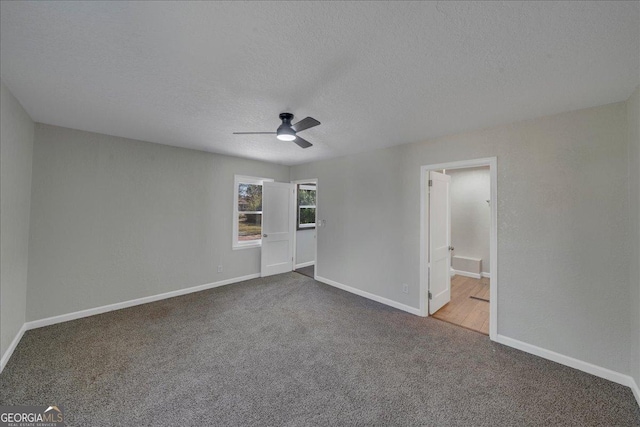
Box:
263;234;268;238
448;246;454;251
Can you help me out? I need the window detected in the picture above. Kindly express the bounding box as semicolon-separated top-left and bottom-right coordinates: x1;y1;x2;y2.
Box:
297;184;316;229
233;175;273;249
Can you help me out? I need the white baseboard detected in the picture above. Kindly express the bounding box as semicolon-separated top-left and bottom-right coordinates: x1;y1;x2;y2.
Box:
315;275;421;316
495;334;639;406
4;273;639;408
0;323;27;373
631;378;640;408
295;261;315;269
481;272;491;279
2;273;259;373
452;269;481;279
25;273;260;331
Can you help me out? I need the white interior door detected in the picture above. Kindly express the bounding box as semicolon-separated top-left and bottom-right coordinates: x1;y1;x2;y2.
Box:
429;171;452;314
261;182;295;277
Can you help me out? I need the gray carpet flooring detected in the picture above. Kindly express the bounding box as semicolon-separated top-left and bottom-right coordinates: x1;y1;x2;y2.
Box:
1;272;638;426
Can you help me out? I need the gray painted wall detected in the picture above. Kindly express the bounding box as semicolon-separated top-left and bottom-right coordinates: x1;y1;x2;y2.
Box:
0;81;34;357
296;229;316;266
447;167;490;274
292;102;631;375
27;124;289;321
2;90;637;383
628;86;640;388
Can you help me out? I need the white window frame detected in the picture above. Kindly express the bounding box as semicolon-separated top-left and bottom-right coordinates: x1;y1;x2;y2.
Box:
297;184;316;229
233;175;273;250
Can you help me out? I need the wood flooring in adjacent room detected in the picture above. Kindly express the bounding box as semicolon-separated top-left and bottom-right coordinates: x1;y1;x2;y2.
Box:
432;275;490;335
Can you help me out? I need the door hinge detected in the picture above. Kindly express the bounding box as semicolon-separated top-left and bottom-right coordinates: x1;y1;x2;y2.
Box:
428;291;432;300
428;179;433;187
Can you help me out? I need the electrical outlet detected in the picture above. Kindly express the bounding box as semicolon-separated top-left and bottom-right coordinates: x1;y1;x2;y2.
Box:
402;283;409;294
217;265;223;273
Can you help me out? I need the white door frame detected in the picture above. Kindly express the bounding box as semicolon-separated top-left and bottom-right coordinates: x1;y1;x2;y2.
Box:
419;157;498;340
291;178;318;279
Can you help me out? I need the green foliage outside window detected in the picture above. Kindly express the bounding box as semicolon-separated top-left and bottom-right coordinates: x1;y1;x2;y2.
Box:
238;183;262;240
297;185;316;228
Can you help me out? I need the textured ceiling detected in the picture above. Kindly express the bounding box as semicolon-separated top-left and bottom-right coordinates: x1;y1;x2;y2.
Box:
1;1;638;165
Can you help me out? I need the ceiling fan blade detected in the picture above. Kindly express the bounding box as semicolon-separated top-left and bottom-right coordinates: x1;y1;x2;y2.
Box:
232;132;276;135
291;117;320;133
293;136;313;149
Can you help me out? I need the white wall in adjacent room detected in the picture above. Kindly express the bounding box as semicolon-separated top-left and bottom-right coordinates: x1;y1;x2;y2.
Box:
447;167;490;275
296;229;316;267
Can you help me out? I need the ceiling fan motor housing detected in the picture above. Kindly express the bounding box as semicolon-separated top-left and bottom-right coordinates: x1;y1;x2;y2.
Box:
279;112;294;124
277;113;296;140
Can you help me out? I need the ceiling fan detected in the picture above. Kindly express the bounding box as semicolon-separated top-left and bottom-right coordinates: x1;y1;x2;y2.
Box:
233;113;320;149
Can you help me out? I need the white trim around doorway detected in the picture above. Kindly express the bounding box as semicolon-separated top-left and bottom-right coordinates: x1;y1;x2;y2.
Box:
291;178;318;279
419;157;498;340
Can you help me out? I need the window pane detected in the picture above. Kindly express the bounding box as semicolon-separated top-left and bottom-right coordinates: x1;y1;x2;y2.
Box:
238;213;262;241
297;187;316;206
238;183;262;212
299;207;316;225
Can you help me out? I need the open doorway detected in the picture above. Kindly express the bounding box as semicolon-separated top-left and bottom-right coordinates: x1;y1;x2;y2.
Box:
432;167;490;334
292;179;317;279
420;158;497;339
